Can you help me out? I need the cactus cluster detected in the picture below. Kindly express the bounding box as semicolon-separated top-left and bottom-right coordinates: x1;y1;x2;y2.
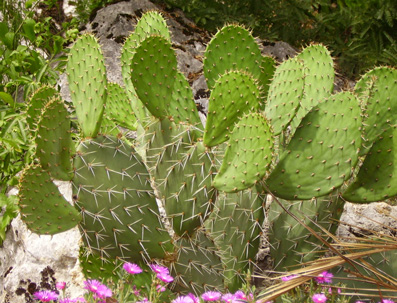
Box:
18;10;396;296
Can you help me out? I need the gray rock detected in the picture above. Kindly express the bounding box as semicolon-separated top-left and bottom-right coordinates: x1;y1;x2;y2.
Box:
338;202;397;240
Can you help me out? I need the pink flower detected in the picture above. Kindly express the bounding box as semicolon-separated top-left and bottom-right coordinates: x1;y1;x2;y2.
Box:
315;271;333;284
281;275;298;281
83;279;103;293
202;291;222;301
156;285;166;292
379;300;395;303
59;299;86;303
123;262;143;274
222;293;240;303
150;264;169;275
95;284;112;298
312;293;328;303
157;272;174;283
56;282;66;290
33;290;59;302
172;296;195;303
187;293;200;303
234;291;247;300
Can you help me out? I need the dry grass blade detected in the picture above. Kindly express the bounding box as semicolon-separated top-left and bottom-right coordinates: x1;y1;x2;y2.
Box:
256;247;396;302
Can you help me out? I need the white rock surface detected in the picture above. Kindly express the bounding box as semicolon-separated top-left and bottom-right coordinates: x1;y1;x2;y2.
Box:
0;182;85;303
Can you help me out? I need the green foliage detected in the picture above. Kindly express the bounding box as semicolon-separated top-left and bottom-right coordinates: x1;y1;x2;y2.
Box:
157;0;397;77
0;194;18;245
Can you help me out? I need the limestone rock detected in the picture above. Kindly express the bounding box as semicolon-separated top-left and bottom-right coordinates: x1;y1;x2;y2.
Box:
0;183;85;303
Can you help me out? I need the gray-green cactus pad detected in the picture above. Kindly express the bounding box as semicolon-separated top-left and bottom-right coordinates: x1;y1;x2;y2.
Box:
268;195;344;271
206;187;266;291
73;135;173;261
170;229;225;295
144;119;216;236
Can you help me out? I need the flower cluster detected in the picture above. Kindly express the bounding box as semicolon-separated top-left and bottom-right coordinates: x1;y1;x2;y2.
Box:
171;290;257;303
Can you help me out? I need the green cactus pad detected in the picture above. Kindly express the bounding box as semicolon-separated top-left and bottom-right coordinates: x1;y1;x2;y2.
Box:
169;71;201;126
204;71;262;147
203;25;264;90
343;126;397;202
18;164;81;235
144;119;216;236
106;82;137;130
121;11;171;123
134;11;171;41
66;34;107;138
35;97;73;181
26;85;58;131
265;91;362;200
73;135;173;261
264;57;306;135
268;195;344;271
213;112;274;192
355;66;397;147
259;56;277;101
297;44;334;110
289;44;334;136
130;35;178;119
170;229;225;294
206;187;266;291
79;246;119;282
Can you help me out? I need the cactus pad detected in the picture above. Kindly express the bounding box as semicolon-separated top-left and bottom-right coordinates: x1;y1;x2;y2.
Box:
343;126;397;202
355;66;397;147
144;119;216;236
105;82;137;130
130;35;178;119
26;85;58;131
73;135;173;261
66;34;107;138
170;71;201;126
213;112;274;192
265;57;306;135
203;24;264;90
289;44;334;136
268;195;344;271
265;92;362;200
121;11;171;123
204;71;262;147
35;97;73;180
207;187;266;291
18;164;80;234
170;229;225;294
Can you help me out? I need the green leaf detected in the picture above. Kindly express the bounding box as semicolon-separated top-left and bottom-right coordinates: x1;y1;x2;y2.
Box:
0;92;15;107
22;18;36;43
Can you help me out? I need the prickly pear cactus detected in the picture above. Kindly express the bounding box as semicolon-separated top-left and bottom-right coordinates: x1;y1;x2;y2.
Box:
18;10;397;298
66;34;107;138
